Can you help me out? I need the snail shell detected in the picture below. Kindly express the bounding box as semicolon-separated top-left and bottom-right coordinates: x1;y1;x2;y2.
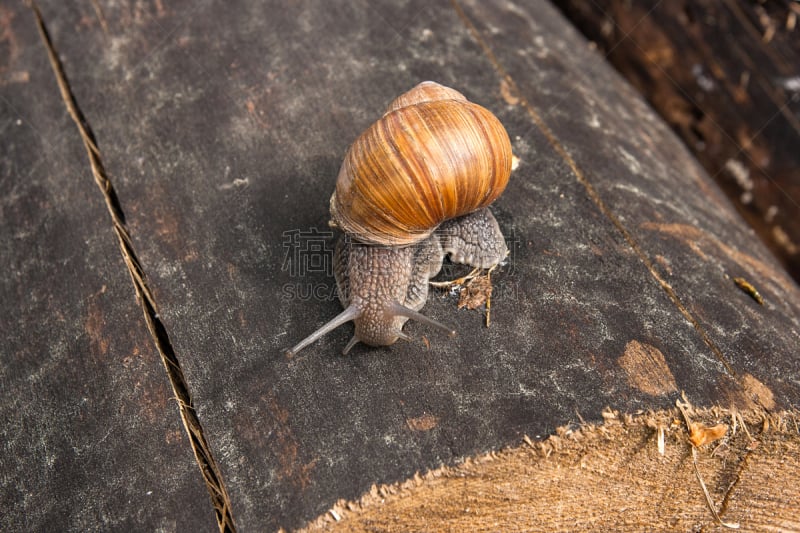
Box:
330;81;513;246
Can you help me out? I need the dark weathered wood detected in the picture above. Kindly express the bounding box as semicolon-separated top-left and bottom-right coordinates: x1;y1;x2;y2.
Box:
2;0;799;531
552;0;800;281
460;0;800;408
0;4;214;532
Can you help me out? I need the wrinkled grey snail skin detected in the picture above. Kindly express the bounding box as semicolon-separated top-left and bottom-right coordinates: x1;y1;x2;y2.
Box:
285;208;508;356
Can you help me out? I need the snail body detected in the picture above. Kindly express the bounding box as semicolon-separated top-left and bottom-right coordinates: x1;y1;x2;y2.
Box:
286;82;512;356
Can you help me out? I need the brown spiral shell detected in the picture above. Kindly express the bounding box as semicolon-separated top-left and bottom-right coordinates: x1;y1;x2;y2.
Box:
330;81;512;246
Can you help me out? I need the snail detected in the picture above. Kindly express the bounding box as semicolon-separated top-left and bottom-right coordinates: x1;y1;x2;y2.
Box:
286;81;512;356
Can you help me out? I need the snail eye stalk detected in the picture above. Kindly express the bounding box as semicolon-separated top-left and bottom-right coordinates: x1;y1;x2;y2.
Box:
285;304;361;358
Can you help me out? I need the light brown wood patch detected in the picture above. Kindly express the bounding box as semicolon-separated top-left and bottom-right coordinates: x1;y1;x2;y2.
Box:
741;373;776;410
406;414;439;432
617;340;678;396
300;408;800;532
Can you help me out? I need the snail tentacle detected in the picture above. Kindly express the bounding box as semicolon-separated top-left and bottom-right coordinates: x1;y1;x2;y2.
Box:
285;304;362;358
388;302;456;338
342;335;360;355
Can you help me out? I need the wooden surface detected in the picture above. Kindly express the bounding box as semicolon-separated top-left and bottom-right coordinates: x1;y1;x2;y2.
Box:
2;1;799;531
553;0;800;281
0;3;214;531
302;407;800;532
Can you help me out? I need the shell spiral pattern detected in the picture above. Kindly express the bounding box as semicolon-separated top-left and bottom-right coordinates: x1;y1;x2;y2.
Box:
330;81;513;246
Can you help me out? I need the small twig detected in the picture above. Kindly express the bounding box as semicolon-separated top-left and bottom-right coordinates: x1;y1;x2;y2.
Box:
429;267;482;288
485;266;493;327
691;448;740;529
678;397;739;529
676;395;693;428
736;411;754;442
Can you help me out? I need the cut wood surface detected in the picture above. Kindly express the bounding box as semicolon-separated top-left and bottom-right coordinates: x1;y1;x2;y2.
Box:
301;406;800;532
1;1;799;531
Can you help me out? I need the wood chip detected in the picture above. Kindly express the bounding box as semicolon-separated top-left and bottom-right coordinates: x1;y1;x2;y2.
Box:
688;422;729;448
457;274;492;310
733;276;764;305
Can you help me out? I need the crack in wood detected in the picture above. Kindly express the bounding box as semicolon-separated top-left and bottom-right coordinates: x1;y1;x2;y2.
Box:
27;2;236;531
715;442;753;523
450;0;736;378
